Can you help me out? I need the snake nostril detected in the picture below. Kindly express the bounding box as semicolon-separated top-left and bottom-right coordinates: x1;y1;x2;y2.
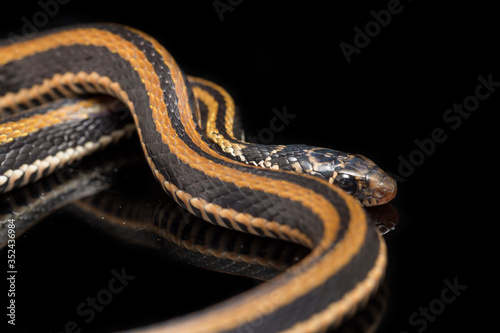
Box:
374;188;386;199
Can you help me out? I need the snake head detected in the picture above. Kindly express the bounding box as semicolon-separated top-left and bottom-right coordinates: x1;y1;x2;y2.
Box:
301;148;397;206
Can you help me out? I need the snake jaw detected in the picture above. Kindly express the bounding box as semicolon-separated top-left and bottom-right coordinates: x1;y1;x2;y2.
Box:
361;169;397;207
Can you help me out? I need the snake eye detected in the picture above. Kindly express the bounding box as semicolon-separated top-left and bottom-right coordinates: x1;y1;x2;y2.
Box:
335;174;358;195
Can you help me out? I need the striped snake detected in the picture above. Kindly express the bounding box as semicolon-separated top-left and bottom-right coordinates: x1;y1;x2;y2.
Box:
0;24;396;332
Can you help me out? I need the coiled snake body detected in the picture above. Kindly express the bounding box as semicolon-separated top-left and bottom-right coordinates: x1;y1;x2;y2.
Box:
0;24;396;332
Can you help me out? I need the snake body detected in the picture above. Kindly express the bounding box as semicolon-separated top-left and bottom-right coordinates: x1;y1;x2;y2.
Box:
0;24;396;332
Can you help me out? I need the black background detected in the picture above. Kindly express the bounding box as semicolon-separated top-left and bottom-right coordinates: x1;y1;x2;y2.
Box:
1;1;499;332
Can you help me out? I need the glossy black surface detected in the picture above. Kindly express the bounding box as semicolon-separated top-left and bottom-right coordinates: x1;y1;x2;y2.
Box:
1;1;497;332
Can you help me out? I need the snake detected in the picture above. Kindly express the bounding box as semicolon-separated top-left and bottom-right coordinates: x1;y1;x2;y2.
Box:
0;147;393;332
0;23;397;332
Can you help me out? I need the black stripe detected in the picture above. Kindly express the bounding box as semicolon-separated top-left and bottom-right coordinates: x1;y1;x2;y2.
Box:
197;94;209;132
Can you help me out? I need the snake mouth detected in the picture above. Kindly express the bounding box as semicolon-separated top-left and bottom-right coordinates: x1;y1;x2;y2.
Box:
376;181;397;205
361;174;397;207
